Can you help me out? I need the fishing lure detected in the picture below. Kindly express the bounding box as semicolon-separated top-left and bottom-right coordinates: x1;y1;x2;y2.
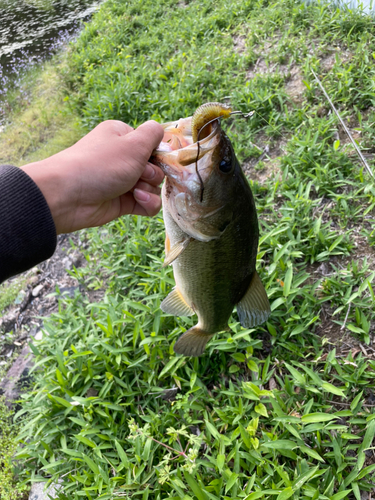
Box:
191;102;254;201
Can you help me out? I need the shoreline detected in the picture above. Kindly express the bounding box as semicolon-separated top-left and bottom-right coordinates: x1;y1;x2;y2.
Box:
0;53;85;167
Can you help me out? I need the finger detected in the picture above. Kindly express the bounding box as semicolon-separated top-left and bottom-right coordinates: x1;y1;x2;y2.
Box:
141;163;165;186
118;191;162;217
132;180;161;196
133;189;162;216
123;121;164;170
135;120;164;149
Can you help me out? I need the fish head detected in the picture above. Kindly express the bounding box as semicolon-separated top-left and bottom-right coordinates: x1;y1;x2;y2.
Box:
152;116;247;242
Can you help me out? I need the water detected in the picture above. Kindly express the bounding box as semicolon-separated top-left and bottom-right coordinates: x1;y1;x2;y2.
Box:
305;0;375;13
0;0;101;126
336;0;375;12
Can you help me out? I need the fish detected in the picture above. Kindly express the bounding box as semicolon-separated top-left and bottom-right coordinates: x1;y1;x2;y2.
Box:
152;102;270;357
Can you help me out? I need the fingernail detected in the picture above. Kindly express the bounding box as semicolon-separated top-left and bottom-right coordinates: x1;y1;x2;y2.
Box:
143;164;156;180
134;188;151;202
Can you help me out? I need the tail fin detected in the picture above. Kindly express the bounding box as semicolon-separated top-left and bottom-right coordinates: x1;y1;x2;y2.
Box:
174;327;214;357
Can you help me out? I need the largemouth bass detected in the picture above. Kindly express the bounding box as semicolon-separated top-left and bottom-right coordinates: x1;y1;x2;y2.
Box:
153;102;270;356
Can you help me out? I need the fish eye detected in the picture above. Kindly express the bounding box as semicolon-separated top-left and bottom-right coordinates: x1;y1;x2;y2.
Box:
219;158;232;173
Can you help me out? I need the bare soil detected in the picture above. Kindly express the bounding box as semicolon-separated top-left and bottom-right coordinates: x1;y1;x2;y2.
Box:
0;231;88;404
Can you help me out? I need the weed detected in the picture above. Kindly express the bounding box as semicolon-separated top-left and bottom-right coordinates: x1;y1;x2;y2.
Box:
0;277;26;317
0;59;84;166
0;397;29;500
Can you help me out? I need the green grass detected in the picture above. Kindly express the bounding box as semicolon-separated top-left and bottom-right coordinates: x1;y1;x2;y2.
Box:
11;0;375;498
0;278;27;317
0;398;29;500
0;59;84;167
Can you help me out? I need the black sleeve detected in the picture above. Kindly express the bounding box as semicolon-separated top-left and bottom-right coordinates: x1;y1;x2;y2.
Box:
0;164;57;283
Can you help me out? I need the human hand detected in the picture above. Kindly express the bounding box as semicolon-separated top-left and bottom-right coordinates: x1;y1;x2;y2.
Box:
21;120;165;235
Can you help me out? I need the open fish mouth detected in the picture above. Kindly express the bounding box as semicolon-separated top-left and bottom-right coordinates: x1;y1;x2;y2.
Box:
152;116;222;181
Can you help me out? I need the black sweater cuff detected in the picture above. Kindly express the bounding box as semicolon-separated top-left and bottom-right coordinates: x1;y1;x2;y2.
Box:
0;164;57;283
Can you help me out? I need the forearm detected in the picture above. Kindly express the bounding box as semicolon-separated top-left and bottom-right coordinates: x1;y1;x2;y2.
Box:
0;164;57;283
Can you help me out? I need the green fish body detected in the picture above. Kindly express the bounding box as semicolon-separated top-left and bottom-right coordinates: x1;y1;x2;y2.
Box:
153;103;270;356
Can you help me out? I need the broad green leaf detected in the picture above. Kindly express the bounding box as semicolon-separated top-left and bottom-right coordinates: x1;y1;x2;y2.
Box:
159;356;180;378
115;440;129;468
205;420;221;440
302;413;338;423
183;471;208;500
216;454;225;471
225;472;238;493
299;445;324;462
83;455;100;475
247;360;258;372
283;266;293;297
255;403;268;417
293;466;319;490
352;483;361;500
330;490;352;500
277;487;294;500
284;363;305;384
321;382;346;397
341;433;361;440
49;395;72;408
75;435;96;448
357;463;375;480
262;440;296;450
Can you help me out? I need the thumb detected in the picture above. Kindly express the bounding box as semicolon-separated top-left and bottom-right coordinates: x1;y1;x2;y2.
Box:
124;120;164;168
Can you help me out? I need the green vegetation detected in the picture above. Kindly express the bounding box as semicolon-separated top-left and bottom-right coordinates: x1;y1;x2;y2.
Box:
10;0;375;498
0;398;29;500
0;278;26;317
0;60;84;167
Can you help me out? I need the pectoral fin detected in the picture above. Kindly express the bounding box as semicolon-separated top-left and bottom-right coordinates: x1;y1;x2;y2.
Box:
161;287;195;317
163;237;192;267
236;271;271;327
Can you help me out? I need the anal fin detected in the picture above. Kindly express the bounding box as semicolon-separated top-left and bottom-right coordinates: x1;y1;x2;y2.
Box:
161;287;194;317
236;271;271;328
163;237;192;267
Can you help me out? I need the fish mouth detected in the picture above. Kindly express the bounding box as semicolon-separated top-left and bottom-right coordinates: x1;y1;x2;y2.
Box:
152;116;222;180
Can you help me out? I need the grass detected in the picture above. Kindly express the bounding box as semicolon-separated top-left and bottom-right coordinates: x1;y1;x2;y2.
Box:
0;278;27;318
7;0;375;498
0;47;84;499
0;58;84;167
0;398;29;500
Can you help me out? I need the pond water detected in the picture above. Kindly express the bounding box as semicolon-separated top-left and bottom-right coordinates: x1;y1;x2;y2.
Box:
337;0;375;12
0;0;101;126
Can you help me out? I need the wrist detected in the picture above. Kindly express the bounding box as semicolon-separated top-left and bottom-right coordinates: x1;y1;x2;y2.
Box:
21;159;67;235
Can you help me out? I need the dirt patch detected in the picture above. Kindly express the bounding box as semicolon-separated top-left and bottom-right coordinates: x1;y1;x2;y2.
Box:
0;230;97;405
320;49;353;72
285;66;306;104
242;132;287;183
308;237;375;358
246;58;287;80
0;233;84;337
233;35;246;54
247;158;281;184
